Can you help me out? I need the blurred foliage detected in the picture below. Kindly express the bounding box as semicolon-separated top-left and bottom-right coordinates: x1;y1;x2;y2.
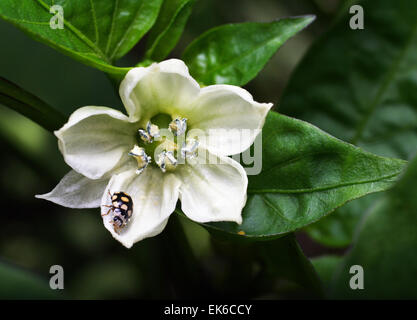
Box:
280;0;417;248
310;255;341;289
0;260;61;299
329;154;417;299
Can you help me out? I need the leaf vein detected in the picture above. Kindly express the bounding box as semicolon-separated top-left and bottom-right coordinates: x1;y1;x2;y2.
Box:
109;0;146;61
35;0;110;62
261;195;294;223
248;171;401;194
105;0;119;56
89;0;99;44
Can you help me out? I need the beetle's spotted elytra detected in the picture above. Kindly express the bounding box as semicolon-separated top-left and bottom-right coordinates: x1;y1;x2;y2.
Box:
102;191;133;234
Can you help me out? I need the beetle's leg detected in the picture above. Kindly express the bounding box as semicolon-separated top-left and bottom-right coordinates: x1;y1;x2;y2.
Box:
113;223;121;234
101;207;112;216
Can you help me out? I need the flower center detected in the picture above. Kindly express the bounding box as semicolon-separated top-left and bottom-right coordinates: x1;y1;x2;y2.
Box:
128;113;199;174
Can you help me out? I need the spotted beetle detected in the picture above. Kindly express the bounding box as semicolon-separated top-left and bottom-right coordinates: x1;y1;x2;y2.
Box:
102;191;133;234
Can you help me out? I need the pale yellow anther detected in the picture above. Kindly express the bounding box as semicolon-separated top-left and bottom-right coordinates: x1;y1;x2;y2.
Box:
147;122;160;139
181;139;199;159
128;145;151;175
169;117;187;136
138;121;161;143
156;150;177;173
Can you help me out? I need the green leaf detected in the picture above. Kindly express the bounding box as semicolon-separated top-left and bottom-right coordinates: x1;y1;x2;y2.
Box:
0;260;61;299
0;0;163;74
280;0;417;247
330;153;417;299
182;16;315;86
145;0;195;61
261;234;323;297
202;111;406;239
0;76;65;132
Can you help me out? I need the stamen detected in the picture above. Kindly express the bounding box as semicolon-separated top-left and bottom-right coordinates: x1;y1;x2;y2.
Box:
138;121;160;143
138;129;152;143
181;139;199;159
165;151;178;165
135;115;188;173
156;150;177;173
128;145;151;175
147;121;160;140
169;118;187;136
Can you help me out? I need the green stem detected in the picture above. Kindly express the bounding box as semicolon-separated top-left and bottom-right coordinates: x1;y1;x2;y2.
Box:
0;77;66;132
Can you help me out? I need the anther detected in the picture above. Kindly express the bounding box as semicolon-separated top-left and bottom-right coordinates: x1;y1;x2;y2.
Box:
181;139;199;159
128;145;151;175
169;117;187;136
147;121;160;140
138;129;152;143
138;121;160;143
156;150;177;173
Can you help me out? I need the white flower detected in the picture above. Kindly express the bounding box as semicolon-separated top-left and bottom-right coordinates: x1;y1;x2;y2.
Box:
36;59;272;248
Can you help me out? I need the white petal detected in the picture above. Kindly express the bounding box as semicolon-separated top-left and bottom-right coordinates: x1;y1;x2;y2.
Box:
187;85;272;156
101;167;181;248
177;152;248;224
36;170;108;208
55;106;137;180
119;59;200;123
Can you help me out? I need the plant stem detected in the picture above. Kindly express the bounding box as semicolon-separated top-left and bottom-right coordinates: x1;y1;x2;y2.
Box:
0;77;66;132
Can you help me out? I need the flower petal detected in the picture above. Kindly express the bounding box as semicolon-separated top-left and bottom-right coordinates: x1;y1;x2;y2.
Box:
36;170;108;208
177;152;248;224
56;106;137;180
101;167;181;248
187;85;272;156
119;59;200;123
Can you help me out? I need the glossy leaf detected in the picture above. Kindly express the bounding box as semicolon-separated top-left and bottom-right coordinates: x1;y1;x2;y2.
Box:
304;194;378;247
0;76;65;132
280;0;417;247
331;154;417;299
0;0;163;74
145;0;195;61
182;16;315;86
202;111;406;239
